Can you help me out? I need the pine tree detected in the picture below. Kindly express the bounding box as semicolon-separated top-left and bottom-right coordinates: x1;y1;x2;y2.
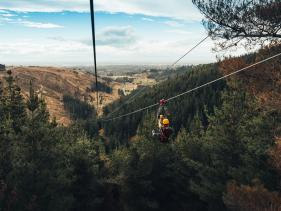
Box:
187;90;278;210
136;113;156;141
26;81;49;124
2;71;26;132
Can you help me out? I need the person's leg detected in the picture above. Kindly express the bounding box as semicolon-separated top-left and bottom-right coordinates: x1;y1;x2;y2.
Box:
158;119;163;129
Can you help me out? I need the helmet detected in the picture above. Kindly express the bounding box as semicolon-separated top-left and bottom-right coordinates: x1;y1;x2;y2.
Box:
163;119;170;125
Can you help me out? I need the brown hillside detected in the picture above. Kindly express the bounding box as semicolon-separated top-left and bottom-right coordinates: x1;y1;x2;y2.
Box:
0;67;121;125
219;44;281;111
219;44;281;143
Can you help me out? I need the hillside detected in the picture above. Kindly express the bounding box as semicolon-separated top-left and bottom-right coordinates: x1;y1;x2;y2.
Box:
103;44;281;146
0;67;127;125
219;44;281;112
103;63;227;145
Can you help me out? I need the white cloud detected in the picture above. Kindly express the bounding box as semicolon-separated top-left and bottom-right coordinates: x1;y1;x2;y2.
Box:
0;15;63;29
0;0;203;21
141;17;154;22
0;1;87;13
0;39;90;55
48;36;67;42
94;37;216;65
0;35;218;65
0;17;13;22
163;21;184;27
96;26;137;47
98;0;203;21
1;13;17;17
0;39;93;65
166;29;191;35
19;20;63;29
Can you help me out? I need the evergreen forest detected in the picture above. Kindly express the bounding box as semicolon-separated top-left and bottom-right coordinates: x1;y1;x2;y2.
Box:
1;0;281;210
1;43;281;210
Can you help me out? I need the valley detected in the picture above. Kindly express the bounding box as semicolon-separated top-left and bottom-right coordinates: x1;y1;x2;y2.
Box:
0;66;156;125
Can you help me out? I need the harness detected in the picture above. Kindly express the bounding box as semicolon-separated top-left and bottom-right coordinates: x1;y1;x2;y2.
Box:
160;128;170;142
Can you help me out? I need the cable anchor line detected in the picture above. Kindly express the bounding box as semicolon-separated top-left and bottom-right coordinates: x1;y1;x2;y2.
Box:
90;0;99;111
171;35;209;67
107;86;148;118
101;52;281;122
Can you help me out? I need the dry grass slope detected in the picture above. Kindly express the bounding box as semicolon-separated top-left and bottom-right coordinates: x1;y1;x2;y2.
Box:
0;67;121;125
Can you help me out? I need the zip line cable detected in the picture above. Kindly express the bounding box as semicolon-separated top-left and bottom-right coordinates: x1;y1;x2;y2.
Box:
171;35;209;66
90;0;99;111
107;86;148;117
104;35;210;118
101;52;281;122
126;87;148;104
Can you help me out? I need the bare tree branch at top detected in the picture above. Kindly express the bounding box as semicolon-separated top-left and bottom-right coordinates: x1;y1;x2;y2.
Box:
192;0;281;50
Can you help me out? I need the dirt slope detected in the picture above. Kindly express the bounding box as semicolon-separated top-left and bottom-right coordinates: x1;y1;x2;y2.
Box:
0;67;121;125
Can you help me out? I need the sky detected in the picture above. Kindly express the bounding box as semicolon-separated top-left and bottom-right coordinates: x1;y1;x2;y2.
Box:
0;0;246;66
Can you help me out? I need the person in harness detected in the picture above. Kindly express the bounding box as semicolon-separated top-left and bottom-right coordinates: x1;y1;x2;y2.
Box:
152;99;173;142
152;118;173;143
